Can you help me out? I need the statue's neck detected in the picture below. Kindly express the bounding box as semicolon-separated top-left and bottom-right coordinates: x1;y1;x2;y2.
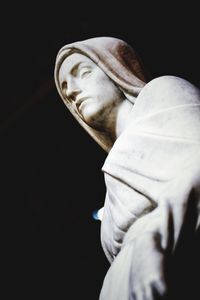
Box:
105;98;134;142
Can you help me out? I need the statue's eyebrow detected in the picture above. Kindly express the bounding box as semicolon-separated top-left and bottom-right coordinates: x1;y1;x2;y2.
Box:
60;62;83;88
60;61;92;87
69;61;89;76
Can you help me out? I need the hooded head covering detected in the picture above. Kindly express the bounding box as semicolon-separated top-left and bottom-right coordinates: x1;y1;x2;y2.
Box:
54;37;148;152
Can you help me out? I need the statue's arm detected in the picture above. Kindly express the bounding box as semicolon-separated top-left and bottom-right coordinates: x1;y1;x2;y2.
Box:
127;165;200;299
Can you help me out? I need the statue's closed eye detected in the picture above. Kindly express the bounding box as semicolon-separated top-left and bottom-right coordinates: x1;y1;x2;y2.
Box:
79;67;92;79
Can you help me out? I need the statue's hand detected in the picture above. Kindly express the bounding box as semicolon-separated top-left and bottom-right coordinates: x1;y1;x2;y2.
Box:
99;226;168;300
129;231;167;300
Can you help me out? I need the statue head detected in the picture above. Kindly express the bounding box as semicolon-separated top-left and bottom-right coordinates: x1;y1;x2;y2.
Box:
54;37;148;152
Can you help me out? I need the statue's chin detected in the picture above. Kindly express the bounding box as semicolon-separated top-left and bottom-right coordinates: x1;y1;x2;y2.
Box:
81;108;106;131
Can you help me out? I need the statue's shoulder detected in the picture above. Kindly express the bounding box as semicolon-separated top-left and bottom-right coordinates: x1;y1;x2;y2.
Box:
133;76;200;117
143;75;199;95
139;75;200;104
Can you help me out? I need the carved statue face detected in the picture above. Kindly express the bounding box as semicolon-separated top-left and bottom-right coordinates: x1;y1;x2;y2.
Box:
58;53;125;130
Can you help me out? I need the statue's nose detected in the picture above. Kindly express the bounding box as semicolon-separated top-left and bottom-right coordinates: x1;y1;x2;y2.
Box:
66;79;80;101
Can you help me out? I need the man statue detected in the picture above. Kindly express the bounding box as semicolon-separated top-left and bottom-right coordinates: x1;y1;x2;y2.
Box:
54;37;200;299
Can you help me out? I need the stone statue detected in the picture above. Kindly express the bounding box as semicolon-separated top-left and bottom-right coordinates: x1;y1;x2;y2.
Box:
54;37;200;300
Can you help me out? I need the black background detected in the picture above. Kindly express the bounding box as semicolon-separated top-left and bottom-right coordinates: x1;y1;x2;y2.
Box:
1;3;199;299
